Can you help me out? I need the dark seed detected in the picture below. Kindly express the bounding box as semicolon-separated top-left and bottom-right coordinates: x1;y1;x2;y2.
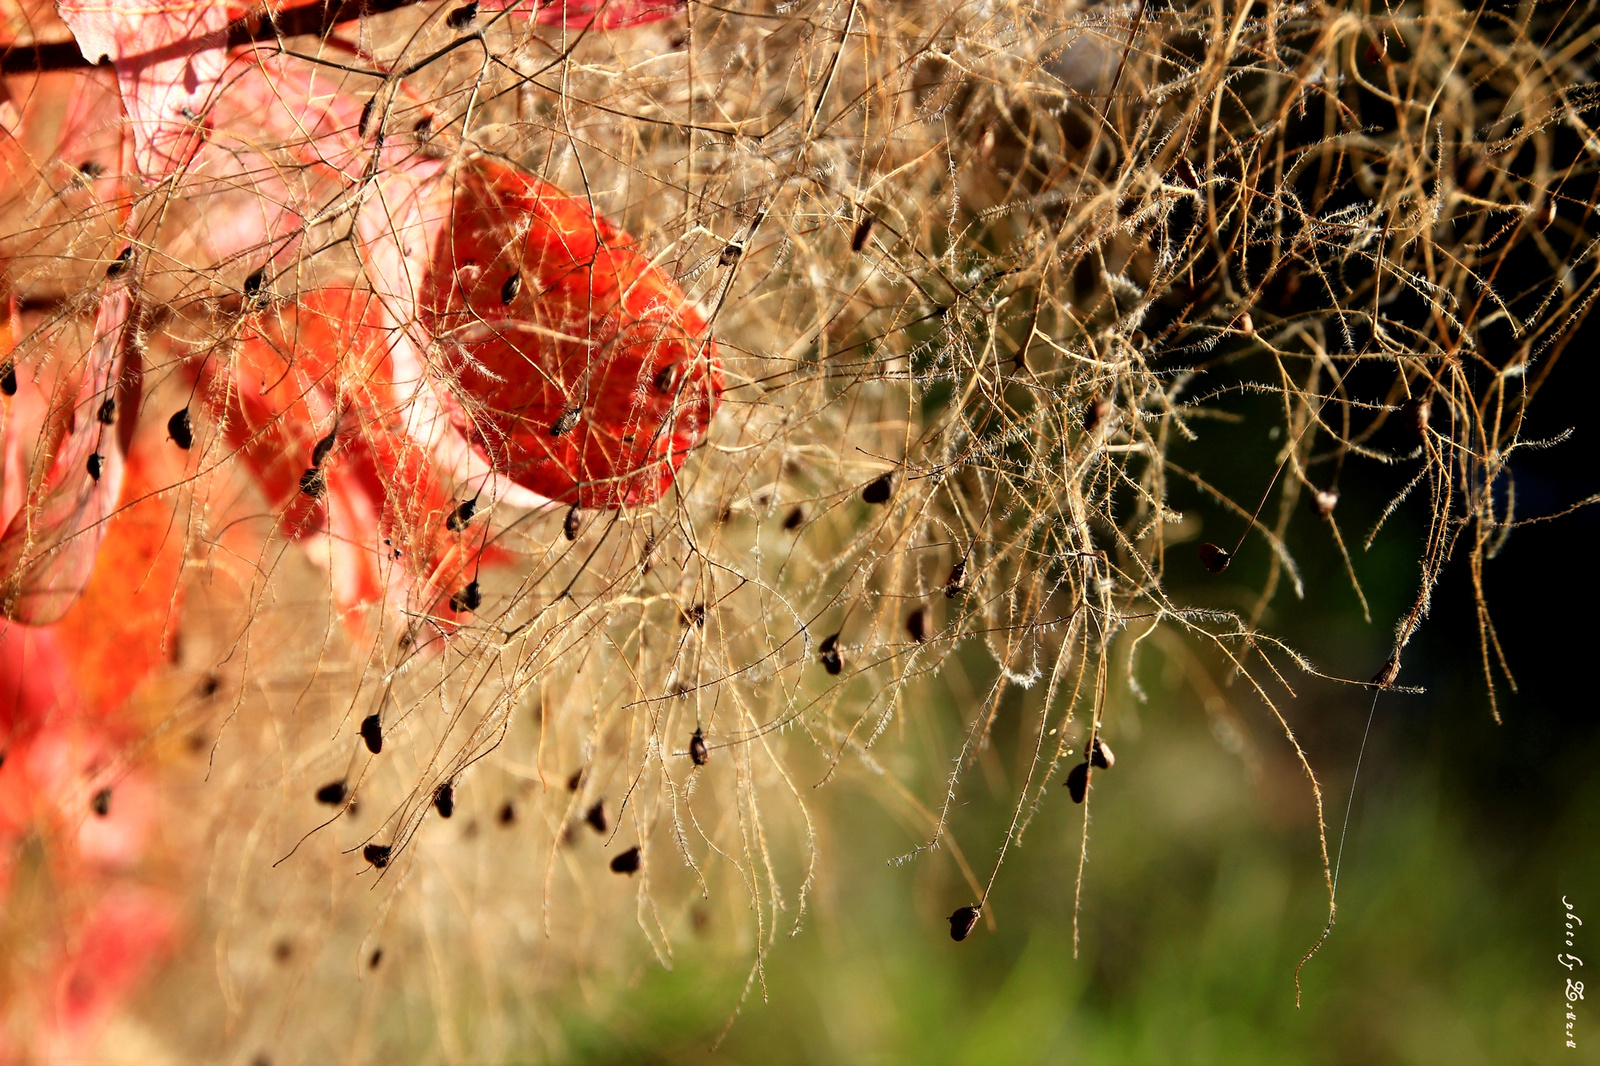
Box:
86;453;102;481
78;160;106;181
851;215;875;252
106;247;132;278
683;603;705;628
168;408;193;449
609;846;641;874
862;472;894;504
311;428;337;467
500;271;521;304
299;467;326;498
96;397;115;424
243;266;267;304
1082;397;1110;433
1197;542;1231;573
359;95;378;137
1310;489;1339;518
315;780;348;805
363;843;392;868
1065;761;1089;804
1371;655;1400;688
446;497;476;532
1365;33;1388;65
719;244;742;266
783;506;804;531
446;0;478;28
368;948;383;969
449;580;482;613
413;114;434;136
1086;736;1115;770
497;801;515;825
433;782;455;818
585;800;607;834
948;905;980;942
818;633;843;675
652;363;678;394
566;769;583;792
91;787;112;817
944;560;966;598
689;728;709;766
0;362;15;396
564;504;582;541
360;713;383;754
550;406;580;437
906;606;928;643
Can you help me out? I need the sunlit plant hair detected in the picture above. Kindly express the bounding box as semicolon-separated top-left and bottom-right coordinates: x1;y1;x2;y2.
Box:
0;0;1595;1056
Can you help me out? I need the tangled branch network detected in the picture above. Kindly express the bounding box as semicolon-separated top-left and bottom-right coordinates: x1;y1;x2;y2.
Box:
0;0;1595;1056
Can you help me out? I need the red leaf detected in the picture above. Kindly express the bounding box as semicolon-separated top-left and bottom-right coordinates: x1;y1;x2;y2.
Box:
57;0;230;175
420;158;722;509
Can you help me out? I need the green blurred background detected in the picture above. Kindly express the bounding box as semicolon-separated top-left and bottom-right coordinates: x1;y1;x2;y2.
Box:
539;344;1599;1065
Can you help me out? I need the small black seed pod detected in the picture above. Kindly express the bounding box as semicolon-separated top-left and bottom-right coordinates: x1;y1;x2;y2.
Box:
78;160;106;181
906;607;928;643
851;215;875;252
360;713;383;754
300;467;326;498
1082;397;1111;433
1086;736;1114;770
689;727;709;766
585;801;607;834
500;271;521;304
363;843;392;868
497;802;515;825
359;95;378;137
449;580;482;613
1371;655;1400;688
1197;542;1231;573
1;362;16;396
1401;396;1431;442
168;408;193;449
243;266;267;305
818;633;843;675
446;497;476;532
311;428;337;467
96;397;116;424
446;0;478;28
315;780;348;805
1065;761;1089;804
683;603;705;628
719;244;742;267
944;560;966;598
369;948;383;969
948;905;980;942
434;782;455;818
783;506;804;531
106;246;132;278
550;406;580;437
86;453;103;481
862;472;894;504
653;363;679;394
610;846;641;874
91;787;112;817
564;504;582;541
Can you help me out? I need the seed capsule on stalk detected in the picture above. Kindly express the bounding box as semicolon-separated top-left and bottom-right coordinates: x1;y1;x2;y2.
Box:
363;843;392;868
818;633;843;675
862;472;894;504
906;607;928;643
1065;761;1090;804
689;727;709;766
434;782;455;818
948;905;980;942
1198;542;1231;573
610;846;641;874
360;714;383;754
315;780;348;805
585;801;607;834
1086;736;1114;770
167;408;193;448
